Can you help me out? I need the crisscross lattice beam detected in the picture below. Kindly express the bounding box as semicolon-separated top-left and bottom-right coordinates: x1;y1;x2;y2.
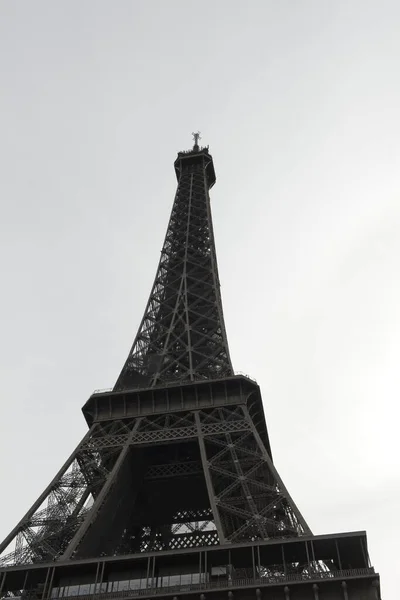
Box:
114;147;233;390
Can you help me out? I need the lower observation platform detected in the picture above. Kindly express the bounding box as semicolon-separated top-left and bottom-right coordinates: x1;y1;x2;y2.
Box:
0;532;380;600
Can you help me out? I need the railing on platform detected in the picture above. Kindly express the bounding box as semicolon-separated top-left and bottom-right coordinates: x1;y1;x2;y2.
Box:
92;387;113;394
92;372;257;396
45;567;376;600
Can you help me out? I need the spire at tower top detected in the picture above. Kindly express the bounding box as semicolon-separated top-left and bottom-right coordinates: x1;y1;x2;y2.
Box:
192;130;201;151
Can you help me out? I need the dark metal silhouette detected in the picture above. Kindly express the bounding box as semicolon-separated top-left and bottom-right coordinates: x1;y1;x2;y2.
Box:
0;140;380;599
114;145;233;391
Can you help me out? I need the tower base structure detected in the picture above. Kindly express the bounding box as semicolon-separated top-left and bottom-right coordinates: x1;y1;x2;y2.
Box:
0;379;380;600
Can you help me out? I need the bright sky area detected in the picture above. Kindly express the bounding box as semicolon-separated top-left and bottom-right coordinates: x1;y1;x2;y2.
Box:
0;2;399;597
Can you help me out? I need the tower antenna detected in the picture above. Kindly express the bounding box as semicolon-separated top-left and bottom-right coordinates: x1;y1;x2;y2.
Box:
192;131;201;150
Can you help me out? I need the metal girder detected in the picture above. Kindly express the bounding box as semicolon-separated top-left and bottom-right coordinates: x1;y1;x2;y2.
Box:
196;407;311;542
144;461;203;479
0;403;311;566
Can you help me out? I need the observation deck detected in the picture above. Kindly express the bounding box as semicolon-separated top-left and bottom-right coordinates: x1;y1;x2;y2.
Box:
174;146;216;188
0;532;380;600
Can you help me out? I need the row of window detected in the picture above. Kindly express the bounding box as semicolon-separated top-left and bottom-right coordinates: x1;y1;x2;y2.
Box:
51;574;209;598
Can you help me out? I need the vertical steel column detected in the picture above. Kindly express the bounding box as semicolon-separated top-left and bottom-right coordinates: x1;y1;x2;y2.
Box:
92;562;101;597
0;571;6;596
341;581;349;600
305;540;311;568
198;550;202;583
183;173;194;379
310;540;316;564
282;544;287;576
21;570;29;595
360;537;369;568
42;567;52;600
194;411;226;543
335;539;343;570
44;567;56;600
146;556;151;586
99;562;105;592
151;555;156;586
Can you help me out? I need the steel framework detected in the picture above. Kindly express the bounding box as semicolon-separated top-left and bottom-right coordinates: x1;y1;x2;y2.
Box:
0;141;380;600
114;147;232;390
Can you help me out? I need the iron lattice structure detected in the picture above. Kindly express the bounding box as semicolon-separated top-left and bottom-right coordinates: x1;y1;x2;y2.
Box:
114;146;233;391
0;141;380;600
0;383;310;565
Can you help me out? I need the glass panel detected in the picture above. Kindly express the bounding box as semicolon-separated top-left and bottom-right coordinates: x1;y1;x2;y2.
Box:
118;581;130;592
168;575;181;587
68;586;80;597
79;585;91;595
155;573;207;588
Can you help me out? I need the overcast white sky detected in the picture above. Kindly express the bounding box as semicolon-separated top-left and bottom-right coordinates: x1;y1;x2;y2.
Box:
0;1;399;596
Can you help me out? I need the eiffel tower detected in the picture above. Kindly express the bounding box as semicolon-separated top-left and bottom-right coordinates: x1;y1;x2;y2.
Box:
0;137;380;600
